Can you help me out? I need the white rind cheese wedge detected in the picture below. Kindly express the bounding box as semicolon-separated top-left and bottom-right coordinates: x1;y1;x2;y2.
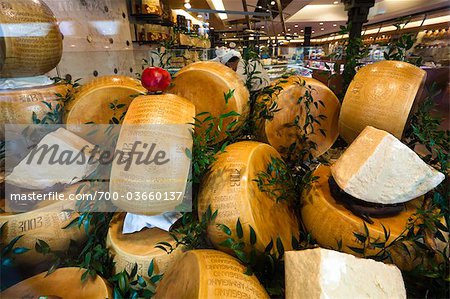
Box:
331;126;444;204
285;248;406;299
6;128;98;190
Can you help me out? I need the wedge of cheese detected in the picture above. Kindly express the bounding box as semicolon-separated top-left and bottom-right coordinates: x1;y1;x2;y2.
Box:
154;250;269;299
110;93;195;215
6;128;98;190
301;165;425;271
106;213;182;279
338;61;426;143
331;126;444;204
169;61;249;142
0;183;86;266
285;248;406;299
258;76;340;158
198;141;299;254
1;267;111;298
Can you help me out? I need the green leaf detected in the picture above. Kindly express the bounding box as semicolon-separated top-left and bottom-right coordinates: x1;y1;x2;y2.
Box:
217;224;232;236
148;259;155;277
236;219;243;239
249;226;257;245
276;237;284;257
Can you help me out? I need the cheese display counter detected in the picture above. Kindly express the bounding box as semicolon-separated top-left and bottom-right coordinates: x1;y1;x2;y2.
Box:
1;0;449;298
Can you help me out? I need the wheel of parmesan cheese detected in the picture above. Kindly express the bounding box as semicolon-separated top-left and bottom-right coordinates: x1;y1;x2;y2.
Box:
0;0;63;77
338;61;426;143
301;165;424;271
154;250;269;299
198;141;299;254
1;267;111;298
106;213;182;278
169;61;250;142
110;93;195;215
257;76;340;158
64;75;146;125
0;84;69;136
0;183;86;265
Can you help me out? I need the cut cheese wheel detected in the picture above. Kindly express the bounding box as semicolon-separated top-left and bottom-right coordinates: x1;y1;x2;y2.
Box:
0;84;69;136
154;249;269;299
169;61;250;142
331;126;444;204
110;93;195;215
301;165;424;271
338;61;426;143
106;213;182;278
0;0;62;77
0;183;86;265
64;75;146;141
285;248;406;299
258;76;340;158
198;141;299;254
1;267;111;298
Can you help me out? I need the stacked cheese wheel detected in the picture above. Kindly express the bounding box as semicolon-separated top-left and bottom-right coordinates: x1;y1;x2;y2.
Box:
110;93;195;214
155;250;269;299
0;183;86;265
169;61;249;141
106;213;182;278
0;0;62;77
302;164;425;271
1;267;111;298
0;84;69;136
64;75;146;143
339;60;426;143
257;76;340;158
198;141;299;253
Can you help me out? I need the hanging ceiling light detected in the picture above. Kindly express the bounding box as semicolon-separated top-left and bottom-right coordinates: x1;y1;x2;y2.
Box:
184;1;191;9
271;1;276;5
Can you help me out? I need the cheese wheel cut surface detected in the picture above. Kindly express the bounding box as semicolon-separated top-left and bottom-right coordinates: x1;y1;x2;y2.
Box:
64;75;146;130
0;0;63;77
285;248;406;299
258;76;340;158
331;126;444;204
0;183;86;265
169;61;250;141
339;61;426;143
1;267;111;298
154;249;269;299
110;93;195;214
0;84;68;135
106;213;182;278
198;141;299;254
301;165;422;271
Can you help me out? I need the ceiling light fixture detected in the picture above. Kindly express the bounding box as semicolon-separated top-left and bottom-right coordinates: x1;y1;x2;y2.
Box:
211;0;228;20
333;24;337;27
312;30;315;33
261;25;265;28
300;29;304;32
197;15;202;18
294;24;298;28
288;28;291;31
229;26;232;29
319;22;323;25
184;0;191;9
333;1;339;4
270;1;275;5
321;28;324;30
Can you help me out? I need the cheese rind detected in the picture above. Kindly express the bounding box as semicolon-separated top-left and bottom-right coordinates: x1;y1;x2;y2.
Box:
301;165;427;271
106;213;182;278
331;126;444;204
169;61;249;142
154;250;269;299
198;141;299;254
1;267;111;298
338;60;426;143
258;76;341;158
0;183;86;265
285;248;406;299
